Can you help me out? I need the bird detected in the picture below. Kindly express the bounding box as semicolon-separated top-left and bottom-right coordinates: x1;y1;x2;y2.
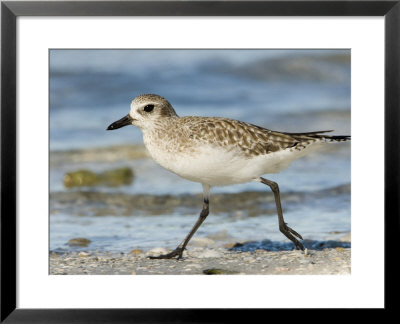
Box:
107;94;350;259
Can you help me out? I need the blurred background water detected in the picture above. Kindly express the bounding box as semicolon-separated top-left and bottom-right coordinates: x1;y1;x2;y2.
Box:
50;49;351;253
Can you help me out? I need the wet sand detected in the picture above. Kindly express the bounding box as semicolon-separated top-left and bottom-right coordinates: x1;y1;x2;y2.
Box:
50;246;350;275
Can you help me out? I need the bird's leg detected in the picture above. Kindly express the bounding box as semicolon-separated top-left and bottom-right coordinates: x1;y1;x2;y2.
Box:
258;177;304;250
149;185;210;260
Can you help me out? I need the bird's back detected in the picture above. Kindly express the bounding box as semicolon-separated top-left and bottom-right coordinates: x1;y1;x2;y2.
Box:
179;116;349;157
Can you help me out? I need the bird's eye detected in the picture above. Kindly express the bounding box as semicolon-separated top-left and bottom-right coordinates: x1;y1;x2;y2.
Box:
144;104;154;112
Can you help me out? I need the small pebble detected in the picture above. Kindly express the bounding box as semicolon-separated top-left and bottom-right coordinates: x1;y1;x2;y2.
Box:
68;238;91;247
129;249;143;255
203;268;239;275
223;242;237;249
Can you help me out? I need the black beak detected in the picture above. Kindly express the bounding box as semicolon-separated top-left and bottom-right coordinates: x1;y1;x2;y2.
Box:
107;114;133;130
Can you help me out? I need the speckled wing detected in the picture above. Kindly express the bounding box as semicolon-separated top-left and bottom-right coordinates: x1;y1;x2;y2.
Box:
181;117;299;157
181;117;350;157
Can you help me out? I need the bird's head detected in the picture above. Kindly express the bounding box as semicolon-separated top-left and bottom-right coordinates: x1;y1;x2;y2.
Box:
107;94;178;131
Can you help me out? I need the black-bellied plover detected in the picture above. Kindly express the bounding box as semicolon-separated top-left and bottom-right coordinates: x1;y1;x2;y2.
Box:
107;94;350;259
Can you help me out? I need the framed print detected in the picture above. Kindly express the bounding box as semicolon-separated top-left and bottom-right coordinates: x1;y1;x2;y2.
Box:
1;0;398;321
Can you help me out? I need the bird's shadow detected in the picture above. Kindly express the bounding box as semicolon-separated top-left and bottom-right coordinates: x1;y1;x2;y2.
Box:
229;239;350;252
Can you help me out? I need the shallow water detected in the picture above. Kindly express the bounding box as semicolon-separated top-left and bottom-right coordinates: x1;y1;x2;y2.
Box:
49;49;351;253
50;185;351;253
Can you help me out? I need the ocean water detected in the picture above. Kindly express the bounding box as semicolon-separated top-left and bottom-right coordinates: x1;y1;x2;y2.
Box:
49;49;351;253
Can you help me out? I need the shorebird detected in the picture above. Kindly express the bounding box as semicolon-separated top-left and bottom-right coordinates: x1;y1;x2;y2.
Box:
107;94;350;259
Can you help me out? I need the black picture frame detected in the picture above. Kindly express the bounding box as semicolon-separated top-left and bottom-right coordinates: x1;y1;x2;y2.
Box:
1;0;398;321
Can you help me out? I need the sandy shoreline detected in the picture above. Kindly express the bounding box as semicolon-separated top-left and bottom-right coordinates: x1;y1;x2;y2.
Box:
50;245;350;275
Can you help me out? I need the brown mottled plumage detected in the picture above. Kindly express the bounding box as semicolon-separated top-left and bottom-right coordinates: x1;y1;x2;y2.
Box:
177;116;345;157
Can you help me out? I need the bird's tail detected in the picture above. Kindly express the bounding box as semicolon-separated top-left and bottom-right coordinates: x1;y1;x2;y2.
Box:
282;130;351;142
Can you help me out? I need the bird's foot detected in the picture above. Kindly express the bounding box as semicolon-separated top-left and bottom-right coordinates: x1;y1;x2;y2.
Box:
148;247;185;260
279;223;304;251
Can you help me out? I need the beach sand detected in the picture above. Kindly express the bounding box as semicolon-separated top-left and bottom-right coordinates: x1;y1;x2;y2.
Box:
50;245;350;275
